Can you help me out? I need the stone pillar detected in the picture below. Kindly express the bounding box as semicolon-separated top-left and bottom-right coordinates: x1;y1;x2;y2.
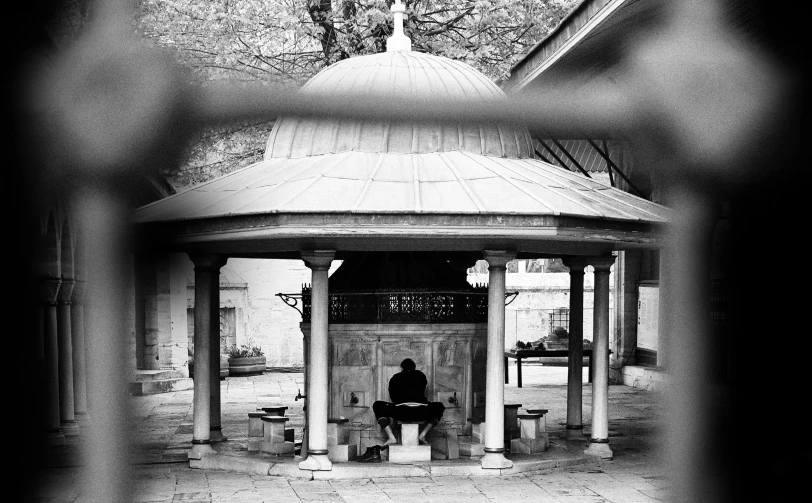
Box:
71;280;90;422
41;278;64;445
562;257;585;440
612;250;641;381
188;254;225;459
299;250;334;471
585;256;615;459
209;257;227;442
57;279;79;436
481;250;515;469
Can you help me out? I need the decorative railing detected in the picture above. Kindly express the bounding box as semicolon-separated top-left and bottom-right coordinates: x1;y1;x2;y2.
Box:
277;288;518;324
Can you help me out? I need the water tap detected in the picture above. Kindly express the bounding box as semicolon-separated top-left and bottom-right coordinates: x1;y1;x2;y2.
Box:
448;392;458;405
295;388;306;401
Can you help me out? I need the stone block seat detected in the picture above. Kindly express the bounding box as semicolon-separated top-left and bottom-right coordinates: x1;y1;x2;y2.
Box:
510;409;549;454
327;418;357;462
258;406;294;441
459;417;485;458
426;424;460;460
389;420;431;463
258;416;294;456
260;406;288;416
504;403;522;441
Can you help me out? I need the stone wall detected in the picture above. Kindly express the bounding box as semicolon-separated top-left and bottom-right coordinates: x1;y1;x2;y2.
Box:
182;258;342;369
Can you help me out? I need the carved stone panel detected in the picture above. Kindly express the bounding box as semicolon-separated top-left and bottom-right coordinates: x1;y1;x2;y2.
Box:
334;341;373;366
322;323;485;433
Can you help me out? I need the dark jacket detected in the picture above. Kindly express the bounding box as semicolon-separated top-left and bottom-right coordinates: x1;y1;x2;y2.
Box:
388;369;428;404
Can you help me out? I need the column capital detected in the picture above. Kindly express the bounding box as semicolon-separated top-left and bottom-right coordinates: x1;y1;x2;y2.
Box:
70;280;87;306
586;256;615;272
301;250;335;271
561;257;586;272
483;250;516;269
39;277;61;305
189;253;227;271
57;279;75;305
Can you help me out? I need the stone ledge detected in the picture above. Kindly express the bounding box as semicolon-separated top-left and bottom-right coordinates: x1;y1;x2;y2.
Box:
621;365;668;392
188;447;594;479
129;378;194;396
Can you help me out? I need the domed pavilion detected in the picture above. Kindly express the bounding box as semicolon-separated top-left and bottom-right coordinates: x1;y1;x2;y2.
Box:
134;2;668;473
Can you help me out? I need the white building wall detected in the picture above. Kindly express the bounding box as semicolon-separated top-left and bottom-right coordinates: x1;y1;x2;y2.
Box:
468;265;614;349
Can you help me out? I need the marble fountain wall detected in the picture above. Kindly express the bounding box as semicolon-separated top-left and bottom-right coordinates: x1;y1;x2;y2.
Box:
301;323;487;435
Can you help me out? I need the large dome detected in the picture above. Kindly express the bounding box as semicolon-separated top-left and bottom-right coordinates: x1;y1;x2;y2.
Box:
264;51;534;159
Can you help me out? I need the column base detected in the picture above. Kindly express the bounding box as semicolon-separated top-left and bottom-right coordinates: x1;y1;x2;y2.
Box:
480;451;513;469
565;425;584;440
584;440;613;459
298;453;332;471
210;428;228;443
75;411;92;426
61;420;80;436
46;429;65;446
188;443;217;460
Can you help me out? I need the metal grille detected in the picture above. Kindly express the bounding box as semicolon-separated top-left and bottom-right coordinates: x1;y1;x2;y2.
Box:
549;308;570;335
302;288;489;324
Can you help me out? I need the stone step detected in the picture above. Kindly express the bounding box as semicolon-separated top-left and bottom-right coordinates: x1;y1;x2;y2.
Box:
133;369;189;381
130;378;194;396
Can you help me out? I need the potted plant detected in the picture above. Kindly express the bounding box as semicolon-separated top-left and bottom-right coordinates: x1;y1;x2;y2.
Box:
227;339;266;376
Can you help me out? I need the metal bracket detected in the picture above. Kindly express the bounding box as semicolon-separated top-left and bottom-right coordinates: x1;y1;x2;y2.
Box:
276;292;304;316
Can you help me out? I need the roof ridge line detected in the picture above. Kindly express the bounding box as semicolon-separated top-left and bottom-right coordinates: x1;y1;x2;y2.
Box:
271;153;351;210
350;154;387;212
459;152;557;214
509;158;606;217
438;152;487;212
133;157;270;213
520;157;642;220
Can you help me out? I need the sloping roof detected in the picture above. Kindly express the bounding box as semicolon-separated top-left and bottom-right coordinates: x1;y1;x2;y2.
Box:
505;0;663;91
134;49;668;257
533;138;617;173
134;150;668;223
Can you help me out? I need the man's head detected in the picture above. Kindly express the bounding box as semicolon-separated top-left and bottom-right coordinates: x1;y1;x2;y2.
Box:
400;358;416;371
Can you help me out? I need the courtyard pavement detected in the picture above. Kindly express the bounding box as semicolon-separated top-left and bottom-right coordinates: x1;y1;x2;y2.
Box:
27;363;689;502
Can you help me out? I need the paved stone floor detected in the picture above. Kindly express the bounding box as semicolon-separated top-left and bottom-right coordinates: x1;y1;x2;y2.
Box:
27;363;696;502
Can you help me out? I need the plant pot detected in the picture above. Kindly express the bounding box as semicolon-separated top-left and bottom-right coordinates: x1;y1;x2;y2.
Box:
228;356;266;376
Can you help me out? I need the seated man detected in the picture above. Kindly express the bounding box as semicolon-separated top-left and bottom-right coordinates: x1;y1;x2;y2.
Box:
372;358;445;446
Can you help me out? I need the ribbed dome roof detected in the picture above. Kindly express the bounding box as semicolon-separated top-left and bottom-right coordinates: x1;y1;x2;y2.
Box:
264;51;534;159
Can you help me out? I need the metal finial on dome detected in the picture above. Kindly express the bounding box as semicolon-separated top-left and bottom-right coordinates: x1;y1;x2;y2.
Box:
386;0;412;52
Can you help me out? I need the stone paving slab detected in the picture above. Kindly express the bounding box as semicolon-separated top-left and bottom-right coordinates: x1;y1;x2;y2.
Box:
26;364;681;502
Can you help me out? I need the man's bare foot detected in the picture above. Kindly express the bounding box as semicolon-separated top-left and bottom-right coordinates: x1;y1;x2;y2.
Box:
383;436;398;446
418;435;429;445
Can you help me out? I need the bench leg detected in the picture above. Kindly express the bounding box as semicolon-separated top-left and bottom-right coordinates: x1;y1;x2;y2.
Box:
517;358;523;388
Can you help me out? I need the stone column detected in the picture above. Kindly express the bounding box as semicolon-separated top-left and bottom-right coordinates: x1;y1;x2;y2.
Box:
41;278;64;445
612;250;641;381
57;279;79;436
299;250;334;471
562;257;586;440
209;257;227;442
585;256;615;459
71;280;90;422
481;250;515;469
188;254;225;459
